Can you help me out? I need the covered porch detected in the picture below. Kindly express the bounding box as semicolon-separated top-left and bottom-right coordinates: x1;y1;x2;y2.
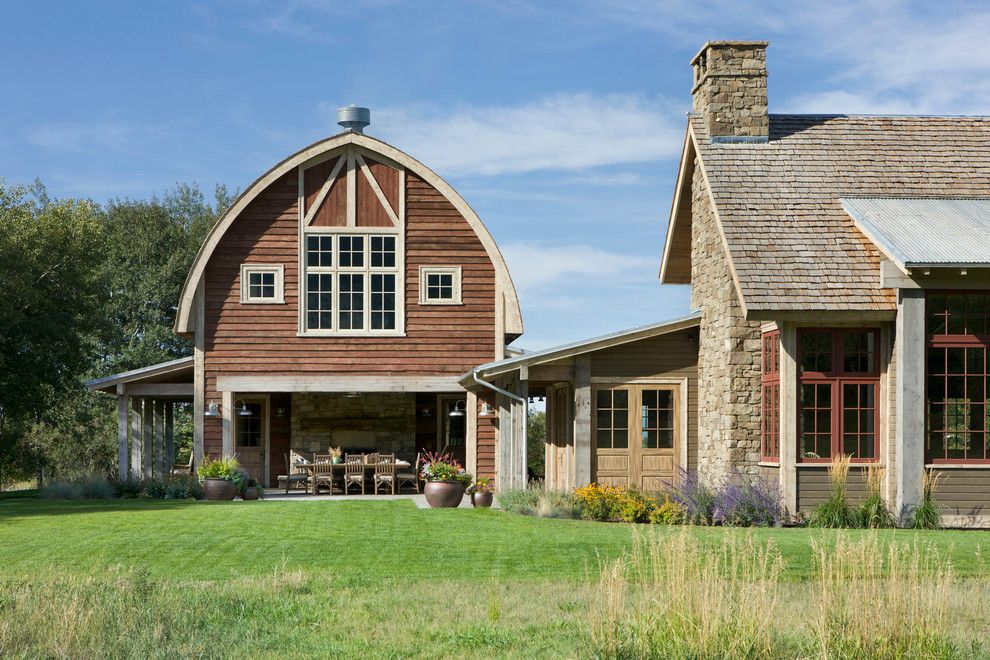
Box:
86;357;195;480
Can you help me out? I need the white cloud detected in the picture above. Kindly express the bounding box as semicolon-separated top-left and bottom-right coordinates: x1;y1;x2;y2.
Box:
25;120;175;155
354;93;683;176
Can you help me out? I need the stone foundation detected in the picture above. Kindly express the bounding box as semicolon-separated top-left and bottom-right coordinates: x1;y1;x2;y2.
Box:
291;392;416;459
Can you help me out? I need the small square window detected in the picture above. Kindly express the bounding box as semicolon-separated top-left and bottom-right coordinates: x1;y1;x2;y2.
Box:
419;266;462;305
240;265;284;304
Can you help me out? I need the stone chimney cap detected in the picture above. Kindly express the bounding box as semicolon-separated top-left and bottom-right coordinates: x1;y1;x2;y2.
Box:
690;40;769;65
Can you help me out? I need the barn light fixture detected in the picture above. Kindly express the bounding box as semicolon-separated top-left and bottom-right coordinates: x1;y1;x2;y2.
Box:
204;401;220;417
449;400;467;417
235;400;253;417
479;402;496;417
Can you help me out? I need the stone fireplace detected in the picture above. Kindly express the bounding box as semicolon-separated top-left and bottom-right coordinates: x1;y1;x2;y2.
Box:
291;392;417;459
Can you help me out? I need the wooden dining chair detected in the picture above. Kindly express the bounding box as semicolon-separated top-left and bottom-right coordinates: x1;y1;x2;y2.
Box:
396;452;421;494
374;454;396;495
343;455;366;495
277;453;309;494
312;460;335;495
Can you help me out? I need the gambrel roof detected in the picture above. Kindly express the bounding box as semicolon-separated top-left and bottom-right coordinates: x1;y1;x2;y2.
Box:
661;114;990;316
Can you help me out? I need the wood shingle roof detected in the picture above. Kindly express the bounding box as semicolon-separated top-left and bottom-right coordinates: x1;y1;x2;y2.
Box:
683;113;990;313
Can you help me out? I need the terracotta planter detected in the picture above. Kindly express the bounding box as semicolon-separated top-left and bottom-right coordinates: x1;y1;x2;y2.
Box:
471;491;494;508
424;480;466;508
202;478;237;501
242;486;261;501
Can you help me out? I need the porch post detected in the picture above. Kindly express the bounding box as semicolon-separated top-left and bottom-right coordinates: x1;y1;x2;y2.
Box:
222;390;234;457
778;322;798;516
465;391;478;477
142;397;153;478
514;374;528;486
895;288;926;524
574;355;592;487
130;398;143;477
497;380;513;488
153;400;166;478
116;385;129;480
165;403;175;473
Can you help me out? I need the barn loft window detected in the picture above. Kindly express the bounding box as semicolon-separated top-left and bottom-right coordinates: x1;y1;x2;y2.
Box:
302;233;400;334
761;329;780;463
298;146;405;336
419;266;462;305
926;292;990;463
240;265;284;304
797;328;880;463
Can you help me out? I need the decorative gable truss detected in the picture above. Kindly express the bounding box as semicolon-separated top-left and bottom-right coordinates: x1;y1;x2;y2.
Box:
297;146;406;336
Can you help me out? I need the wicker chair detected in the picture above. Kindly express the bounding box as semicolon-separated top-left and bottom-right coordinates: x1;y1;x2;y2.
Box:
277;453;310;494
343;455;366;495
374;454;396;495
396;452;421;493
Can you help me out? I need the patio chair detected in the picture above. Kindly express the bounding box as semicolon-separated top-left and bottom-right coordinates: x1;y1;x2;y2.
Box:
374;454;396;495
277;453;309;494
343;455;366;495
396;452;421;493
170;451;194;476
312;460;335;495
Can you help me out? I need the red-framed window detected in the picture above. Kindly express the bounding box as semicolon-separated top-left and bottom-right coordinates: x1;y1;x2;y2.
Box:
926;292;990;463
761;330;780;462
798;328;880;462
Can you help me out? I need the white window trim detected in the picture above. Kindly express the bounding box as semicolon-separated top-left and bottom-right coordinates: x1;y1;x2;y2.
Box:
419;265;463;305
240;264;285;304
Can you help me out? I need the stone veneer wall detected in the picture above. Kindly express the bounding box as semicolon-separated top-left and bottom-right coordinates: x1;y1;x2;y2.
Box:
291;393;416;458
691;42;768;138
690;159;763;482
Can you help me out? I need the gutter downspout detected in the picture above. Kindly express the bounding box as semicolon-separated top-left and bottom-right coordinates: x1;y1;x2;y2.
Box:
472;370;528;489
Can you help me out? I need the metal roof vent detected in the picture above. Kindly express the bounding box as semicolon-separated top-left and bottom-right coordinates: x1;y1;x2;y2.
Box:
337;105;371;133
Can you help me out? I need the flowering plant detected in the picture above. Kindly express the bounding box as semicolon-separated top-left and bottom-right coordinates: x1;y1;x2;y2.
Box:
468;477;492;494
420;451;472;484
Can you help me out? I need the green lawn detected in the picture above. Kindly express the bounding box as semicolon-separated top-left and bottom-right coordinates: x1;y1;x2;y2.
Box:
1;498;989;657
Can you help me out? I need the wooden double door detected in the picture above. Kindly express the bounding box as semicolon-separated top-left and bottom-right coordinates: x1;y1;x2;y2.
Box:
593;384;680;491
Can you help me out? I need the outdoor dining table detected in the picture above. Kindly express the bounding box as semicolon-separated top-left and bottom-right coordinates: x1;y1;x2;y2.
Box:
294;458;412;495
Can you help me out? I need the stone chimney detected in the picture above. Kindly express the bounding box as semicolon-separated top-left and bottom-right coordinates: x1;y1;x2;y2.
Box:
691;41;768;142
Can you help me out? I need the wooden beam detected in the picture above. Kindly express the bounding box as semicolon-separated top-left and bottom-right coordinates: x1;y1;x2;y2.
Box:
355;152;399;225
123;383;193;397
466;391;477;477
573;356;592;487
165;402;175;475
142;398;153;479
130;398;143;477
302;155;346;226
154;400;166;478
215;375;464;393
116;385;129;480
194;278;205;466
222;390;234;457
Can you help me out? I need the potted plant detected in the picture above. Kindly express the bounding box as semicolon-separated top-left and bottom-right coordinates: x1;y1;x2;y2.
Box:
329;446;343;464
468;477;494;508
420;451;472;508
197;456;242;501
242;477;264;501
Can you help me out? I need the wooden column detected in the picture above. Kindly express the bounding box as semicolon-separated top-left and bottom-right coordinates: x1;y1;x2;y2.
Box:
142;397;153;478
514;375;528;486
497;382;513;488
193;278;205;466
465;391;478;477
778;322;798;516
165;403;175;473
116;385;129;480
153;400;166;478
222;390;235;457
130;398;143;477
574;356;592;487
895;289;926;523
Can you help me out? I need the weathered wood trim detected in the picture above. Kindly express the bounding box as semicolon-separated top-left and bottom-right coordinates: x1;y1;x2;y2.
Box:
142;397;153;478
418;265;463;305
302;155;346;226
154;400;166;477
574;356;592;486
778;322;798;515
880;259;990;290
466;390;478;476
346;148;356;227
165;403;175;473
215;375;464;393
355;152;399;225
747;310;898;323
659;127;695;284
194;278;205;465
239;264;285;304
117;386;129;479
222;390;234;456
130;398;143;476
174;131;522;336
123;383;194;397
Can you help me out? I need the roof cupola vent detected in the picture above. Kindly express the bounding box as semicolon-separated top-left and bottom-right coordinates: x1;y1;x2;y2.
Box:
337;105;371;133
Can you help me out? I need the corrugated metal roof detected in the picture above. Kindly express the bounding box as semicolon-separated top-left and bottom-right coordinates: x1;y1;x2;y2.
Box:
842;197;990;269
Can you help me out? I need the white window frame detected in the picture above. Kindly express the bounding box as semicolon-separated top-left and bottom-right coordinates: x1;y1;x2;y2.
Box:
240;264;285;304
419;265;463;305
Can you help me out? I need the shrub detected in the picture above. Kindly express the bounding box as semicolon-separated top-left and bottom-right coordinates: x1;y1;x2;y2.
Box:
114;478;144;498
497;485;581;519
713;477;782;527
575;483;624;522
648;497;685;525
40;480;83;500
856;463;895;529
496;486;540;514
911;469;943;530
665;469;717;525
808;455;856;528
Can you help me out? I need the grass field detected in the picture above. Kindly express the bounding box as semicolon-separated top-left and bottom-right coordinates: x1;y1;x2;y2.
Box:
1;497;989;657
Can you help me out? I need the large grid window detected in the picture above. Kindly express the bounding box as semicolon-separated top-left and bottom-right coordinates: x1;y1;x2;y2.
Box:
302;233;400;334
596;389;629;449
927;292;990;463
798;328;880;462
761;330;780;462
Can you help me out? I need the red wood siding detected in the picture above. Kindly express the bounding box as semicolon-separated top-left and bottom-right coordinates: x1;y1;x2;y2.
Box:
201;169;498;457
304;157;347;227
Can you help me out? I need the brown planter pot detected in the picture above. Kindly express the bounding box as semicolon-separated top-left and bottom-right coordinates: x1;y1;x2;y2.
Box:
202;478;237;501
424;480;466;508
471;491;494;508
242;486;261;501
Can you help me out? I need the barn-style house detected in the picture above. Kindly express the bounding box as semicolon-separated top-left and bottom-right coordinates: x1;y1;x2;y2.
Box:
90;41;990;526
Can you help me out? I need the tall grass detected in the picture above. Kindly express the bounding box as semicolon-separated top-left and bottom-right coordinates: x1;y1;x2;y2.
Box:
814;534;955;657
912;469;944;530
588;528;784;658
808;454;856;528
497;485;582;519
856;462;895;529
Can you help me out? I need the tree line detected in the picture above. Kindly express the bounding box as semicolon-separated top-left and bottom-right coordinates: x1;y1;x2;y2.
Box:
0;179;233;487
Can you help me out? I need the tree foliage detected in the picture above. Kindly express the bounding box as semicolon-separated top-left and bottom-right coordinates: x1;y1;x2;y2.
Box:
0;180;231;486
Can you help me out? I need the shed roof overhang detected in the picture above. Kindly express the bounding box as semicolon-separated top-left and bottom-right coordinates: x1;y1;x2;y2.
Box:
86;356;194;397
842;197;990;274
460;311;701;387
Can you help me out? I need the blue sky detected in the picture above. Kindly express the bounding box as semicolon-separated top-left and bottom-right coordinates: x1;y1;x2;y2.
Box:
3;1;989;349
